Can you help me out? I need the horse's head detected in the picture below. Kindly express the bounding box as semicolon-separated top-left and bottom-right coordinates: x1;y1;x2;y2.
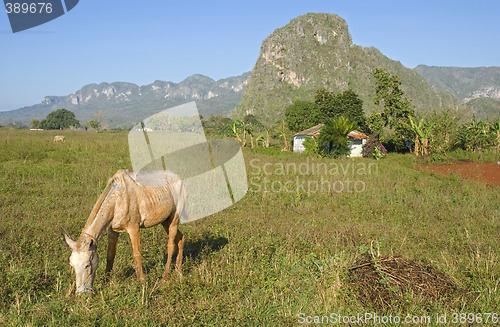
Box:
65;234;99;293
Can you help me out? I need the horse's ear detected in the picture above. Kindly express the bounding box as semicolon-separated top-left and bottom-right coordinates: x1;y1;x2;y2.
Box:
65;234;76;250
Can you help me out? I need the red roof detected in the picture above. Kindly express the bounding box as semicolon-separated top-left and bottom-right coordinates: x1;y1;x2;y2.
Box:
347;130;369;139
293;124;325;137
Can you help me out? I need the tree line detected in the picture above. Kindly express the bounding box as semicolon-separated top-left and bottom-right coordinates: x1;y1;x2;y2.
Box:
282;67;500;157
31;109;101;130
34;71;500;158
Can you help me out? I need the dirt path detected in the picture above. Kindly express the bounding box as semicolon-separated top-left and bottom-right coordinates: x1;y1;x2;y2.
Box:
418;162;500;187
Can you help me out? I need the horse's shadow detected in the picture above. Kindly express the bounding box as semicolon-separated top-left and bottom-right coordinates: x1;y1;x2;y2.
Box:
125;232;229;277
182;232;229;263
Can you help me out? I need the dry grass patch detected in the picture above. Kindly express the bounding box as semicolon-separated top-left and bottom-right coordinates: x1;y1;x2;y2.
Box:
349;254;464;309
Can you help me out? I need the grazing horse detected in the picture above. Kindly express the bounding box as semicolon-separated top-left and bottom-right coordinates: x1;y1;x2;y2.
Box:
65;169;187;293
54;135;65;142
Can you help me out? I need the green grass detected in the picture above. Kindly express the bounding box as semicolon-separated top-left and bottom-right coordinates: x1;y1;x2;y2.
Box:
0;129;498;326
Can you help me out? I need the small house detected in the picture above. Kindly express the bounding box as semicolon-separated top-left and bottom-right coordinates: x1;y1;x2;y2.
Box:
292;124;324;153
346;130;369;157
292;124;368;157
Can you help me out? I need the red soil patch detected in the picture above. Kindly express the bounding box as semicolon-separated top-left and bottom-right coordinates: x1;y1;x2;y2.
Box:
418;162;500;187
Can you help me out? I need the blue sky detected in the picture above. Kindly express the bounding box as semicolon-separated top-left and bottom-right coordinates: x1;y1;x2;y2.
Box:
1;0;499;111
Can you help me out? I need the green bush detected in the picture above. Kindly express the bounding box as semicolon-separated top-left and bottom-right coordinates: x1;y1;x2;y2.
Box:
302;136;318;155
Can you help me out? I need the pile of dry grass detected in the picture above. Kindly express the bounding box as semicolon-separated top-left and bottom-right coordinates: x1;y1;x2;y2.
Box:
349;254;464;309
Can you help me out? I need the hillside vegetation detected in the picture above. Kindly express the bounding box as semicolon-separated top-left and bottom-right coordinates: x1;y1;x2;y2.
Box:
0;129;498;325
466;97;500;121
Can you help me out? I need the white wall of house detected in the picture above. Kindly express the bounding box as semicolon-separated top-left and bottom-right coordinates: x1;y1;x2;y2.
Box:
293;135;307;153
295;135;367;157
348;139;366;157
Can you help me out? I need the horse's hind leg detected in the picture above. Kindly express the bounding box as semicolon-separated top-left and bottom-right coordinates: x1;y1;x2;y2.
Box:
175;229;184;272
161;215;182;279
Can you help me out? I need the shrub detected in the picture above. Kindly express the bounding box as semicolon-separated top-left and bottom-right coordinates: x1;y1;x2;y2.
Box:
363;134;387;159
302;136;319;155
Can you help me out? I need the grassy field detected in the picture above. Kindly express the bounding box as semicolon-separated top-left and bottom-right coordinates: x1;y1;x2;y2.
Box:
0;129;498;326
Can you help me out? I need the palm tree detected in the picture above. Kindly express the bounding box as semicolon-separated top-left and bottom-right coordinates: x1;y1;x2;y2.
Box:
318;116;356;157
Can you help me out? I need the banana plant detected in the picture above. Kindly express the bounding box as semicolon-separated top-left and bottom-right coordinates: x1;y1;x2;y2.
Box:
255;134;265;147
263;126;271;147
492;117;500;149
278;119;290;151
409;116;433;156
232;119;247;147
248;129;255;148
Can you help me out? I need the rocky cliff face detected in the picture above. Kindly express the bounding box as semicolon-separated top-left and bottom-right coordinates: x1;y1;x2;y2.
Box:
232;13;462;125
0;73;250;128
468;86;500;102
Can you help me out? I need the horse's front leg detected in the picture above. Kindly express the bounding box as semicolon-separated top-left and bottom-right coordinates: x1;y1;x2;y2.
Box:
105;229;120;275
126;225;146;281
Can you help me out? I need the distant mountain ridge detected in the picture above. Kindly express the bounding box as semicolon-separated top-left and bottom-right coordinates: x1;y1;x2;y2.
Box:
0;73;250;128
232;13;463;125
414;65;500;102
414;65;500;120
